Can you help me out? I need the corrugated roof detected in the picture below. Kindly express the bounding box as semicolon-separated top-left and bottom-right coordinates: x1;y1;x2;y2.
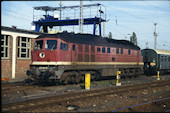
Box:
37;32;140;50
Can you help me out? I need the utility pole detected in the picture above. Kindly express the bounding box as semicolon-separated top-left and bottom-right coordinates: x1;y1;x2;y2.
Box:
59;2;62;31
79;0;83;33
154;23;157;50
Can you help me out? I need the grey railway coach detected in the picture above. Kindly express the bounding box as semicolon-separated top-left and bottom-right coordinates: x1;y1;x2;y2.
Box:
141;49;170;75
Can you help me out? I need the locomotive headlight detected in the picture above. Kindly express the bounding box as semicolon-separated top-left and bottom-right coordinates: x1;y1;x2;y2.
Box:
39;52;45;58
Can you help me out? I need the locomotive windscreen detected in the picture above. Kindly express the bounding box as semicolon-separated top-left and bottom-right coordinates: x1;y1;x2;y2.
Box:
35;40;43;50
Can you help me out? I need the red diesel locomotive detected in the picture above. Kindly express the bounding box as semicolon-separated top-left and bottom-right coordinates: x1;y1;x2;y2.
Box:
27;31;143;84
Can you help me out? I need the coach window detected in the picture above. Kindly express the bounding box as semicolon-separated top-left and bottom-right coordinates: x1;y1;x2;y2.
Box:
116;48;119;54
161;56;164;62
107;48;110;53
97;47;101;52
102;47;105;53
1;35;9;59
128;49;131;55
165;56;167;62
121;48;123;54
18;37;31;59
72;45;75;51
60;42;68;50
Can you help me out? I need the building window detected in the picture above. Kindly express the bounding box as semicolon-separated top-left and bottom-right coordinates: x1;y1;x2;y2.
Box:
60;42;68;50
168;57;170;62
18;37;31;59
102;47;105;53
107;48;110;53
1;35;9;59
121;48;123;54
128;49;131;55
116;48;119;54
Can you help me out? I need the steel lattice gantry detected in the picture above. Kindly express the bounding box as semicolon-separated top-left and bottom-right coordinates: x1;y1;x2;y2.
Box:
32;3;106;36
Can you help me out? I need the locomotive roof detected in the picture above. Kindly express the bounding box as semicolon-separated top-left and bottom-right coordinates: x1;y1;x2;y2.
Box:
37;32;140;50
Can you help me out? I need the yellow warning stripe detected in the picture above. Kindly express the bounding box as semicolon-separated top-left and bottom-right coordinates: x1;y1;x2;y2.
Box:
32;61;144;65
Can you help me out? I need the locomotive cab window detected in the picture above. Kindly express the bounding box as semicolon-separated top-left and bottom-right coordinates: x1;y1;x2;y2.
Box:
45;40;57;50
60;42;68;50
35;40;43;50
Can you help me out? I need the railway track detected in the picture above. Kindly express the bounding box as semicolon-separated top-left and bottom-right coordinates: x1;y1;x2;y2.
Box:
112;97;170;112
2;80;170;112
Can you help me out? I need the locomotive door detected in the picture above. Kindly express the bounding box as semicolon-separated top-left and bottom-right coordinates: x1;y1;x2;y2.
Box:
71;44;77;63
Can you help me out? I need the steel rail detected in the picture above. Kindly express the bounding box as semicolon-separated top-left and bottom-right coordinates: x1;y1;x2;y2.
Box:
2;80;170;112
112;97;170;112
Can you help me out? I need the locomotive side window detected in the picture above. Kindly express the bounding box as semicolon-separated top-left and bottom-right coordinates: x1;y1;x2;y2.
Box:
116;48;119;54
102;47;105;53
97;47;101;52
35;40;43;50
107;48;110;53
1;35;9;59
128;49;131;55
45;40;57;50
112;57;115;61
18;36;31;59
60;42;68;50
72;45;75;51
121;48;123;54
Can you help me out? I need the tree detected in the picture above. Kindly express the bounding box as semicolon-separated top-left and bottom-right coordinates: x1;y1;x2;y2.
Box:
108;32;112;39
130;32;137;45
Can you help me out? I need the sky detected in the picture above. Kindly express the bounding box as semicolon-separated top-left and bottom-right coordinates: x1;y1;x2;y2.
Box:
1;1;170;51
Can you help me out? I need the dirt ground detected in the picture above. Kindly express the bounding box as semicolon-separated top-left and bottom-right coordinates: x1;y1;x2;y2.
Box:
2;74;170;112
